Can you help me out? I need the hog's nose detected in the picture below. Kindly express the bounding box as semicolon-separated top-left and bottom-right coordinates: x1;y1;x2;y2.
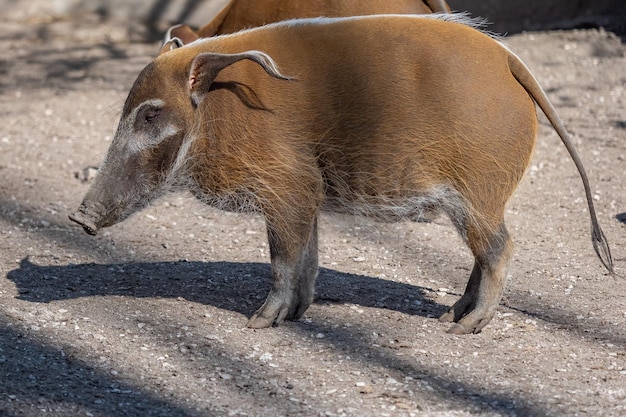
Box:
69;210;100;236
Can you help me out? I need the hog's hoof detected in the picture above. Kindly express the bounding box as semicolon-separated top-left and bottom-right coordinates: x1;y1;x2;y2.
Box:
446;323;470;334
439;310;472;334
449;316;492;334
247;290;312;329
438;310;456;323
439;302;494;334
439;310;493;334
246;315;275;329
246;300;291;329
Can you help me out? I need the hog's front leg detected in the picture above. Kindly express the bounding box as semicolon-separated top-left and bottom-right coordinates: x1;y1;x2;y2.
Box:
247;217;319;328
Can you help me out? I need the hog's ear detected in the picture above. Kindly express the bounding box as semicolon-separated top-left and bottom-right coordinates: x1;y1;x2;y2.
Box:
159;37;184;54
164;24;200;45
160;24;200;55
188;51;293;106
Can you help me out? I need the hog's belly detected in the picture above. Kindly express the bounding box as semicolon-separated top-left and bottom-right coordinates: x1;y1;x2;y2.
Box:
321;186;466;223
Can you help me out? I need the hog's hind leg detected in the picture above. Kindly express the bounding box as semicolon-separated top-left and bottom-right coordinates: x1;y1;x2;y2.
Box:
439;220;513;334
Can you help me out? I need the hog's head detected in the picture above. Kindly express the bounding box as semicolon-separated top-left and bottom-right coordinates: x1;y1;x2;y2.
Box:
69;47;290;235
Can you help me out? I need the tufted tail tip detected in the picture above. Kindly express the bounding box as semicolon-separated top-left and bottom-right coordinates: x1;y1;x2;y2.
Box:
592;226;614;276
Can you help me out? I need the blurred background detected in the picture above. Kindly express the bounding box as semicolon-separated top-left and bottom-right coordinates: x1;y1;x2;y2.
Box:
2;0;625;41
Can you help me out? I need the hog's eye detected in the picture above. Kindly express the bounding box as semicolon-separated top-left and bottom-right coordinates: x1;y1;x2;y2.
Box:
132;99;166;133
144;108;160;125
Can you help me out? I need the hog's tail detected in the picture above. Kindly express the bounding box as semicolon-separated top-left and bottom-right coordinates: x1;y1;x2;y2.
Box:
507;51;614;275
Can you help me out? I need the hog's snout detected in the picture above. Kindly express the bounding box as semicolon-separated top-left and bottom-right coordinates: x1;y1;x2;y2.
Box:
69;204;105;236
69;210;99;235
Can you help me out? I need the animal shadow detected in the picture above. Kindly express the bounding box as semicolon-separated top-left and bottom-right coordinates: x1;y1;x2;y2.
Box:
7;258;447;320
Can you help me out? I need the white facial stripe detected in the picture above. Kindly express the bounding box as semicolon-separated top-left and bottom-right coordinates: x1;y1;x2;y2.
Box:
132;99;165;119
166;133;194;182
123;99;181;154
126;123;181;154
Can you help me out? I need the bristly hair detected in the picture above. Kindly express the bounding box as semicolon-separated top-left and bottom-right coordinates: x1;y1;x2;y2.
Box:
419;12;504;41
265;12;504;41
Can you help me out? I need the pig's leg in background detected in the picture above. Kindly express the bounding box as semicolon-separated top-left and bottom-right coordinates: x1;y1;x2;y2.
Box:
247;215;319;328
296;217;319;315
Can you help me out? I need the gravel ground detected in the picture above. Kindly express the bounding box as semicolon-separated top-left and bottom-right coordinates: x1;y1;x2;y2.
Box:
0;11;625;417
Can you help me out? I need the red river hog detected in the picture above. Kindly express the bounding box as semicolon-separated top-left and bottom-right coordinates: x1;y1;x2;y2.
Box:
161;0;451;52
70;15;613;334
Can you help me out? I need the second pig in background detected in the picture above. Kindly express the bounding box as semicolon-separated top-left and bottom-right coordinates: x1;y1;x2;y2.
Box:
161;0;451;51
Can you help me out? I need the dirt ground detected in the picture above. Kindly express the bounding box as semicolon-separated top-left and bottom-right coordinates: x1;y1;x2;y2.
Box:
0;10;625;417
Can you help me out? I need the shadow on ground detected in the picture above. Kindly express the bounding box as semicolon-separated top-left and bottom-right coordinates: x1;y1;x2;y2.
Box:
0;317;208;416
6;258;447;320
4;259;553;416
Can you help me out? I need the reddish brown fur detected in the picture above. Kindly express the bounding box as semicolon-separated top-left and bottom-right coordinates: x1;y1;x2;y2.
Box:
161;0;450;54
201;0;451;36
71;15;612;334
